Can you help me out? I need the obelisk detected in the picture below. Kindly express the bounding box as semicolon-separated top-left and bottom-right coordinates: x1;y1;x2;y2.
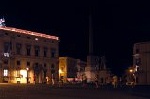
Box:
85;11;96;82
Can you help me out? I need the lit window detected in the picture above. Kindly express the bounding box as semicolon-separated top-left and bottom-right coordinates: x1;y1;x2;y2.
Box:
4;69;8;76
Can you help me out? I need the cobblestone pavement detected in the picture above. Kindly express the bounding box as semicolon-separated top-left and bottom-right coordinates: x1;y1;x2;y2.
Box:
0;84;149;99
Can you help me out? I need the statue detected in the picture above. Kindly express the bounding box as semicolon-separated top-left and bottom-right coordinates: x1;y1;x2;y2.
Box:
0;18;5;27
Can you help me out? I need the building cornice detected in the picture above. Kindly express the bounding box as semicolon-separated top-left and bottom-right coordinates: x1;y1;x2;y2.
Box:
0;26;59;40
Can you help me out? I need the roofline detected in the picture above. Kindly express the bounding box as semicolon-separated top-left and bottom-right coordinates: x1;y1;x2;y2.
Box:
0;26;59;40
134;41;150;46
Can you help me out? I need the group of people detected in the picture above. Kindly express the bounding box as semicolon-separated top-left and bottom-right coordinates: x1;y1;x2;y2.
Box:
82;74;99;88
56;74;136;88
81;75;133;89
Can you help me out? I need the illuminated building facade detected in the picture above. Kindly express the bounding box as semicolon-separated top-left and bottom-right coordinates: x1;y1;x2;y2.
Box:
0;26;59;84
133;42;150;85
59;57;85;83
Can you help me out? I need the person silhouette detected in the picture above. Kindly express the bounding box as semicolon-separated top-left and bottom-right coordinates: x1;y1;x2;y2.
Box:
94;75;99;88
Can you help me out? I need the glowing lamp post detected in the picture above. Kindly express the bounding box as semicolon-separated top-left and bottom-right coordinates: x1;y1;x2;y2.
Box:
129;68;136;85
26;67;29;84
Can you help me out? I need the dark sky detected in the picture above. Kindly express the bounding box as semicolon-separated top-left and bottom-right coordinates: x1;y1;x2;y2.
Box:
1;1;150;76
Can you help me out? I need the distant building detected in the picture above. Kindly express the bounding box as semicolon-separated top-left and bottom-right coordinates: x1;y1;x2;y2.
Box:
97;56;112;85
59;57;86;83
0;26;59;84
133;42;150;85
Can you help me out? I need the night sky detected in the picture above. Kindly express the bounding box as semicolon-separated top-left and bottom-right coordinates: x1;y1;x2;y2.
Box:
1;1;150;76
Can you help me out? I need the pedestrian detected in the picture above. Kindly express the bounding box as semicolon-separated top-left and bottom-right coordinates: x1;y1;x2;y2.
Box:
82;74;87;88
59;77;63;87
112;75;118;88
119;77;122;87
94;75;99;88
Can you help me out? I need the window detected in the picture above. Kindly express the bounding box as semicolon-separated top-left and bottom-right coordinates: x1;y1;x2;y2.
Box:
4;69;8;76
16;43;22;55
44;63;47;67
27;62;30;66
5;33;8;35
27;37;31;39
35;63;38;66
4;42;12;53
43;47;47;57
17;61;21;66
43;63;47;75
51;64;55;69
17;35;21;37
26;45;31;56
35;46;40;56
136;49;139;54
34;63;39;72
3;60;8;64
51;48;56;58
51;64;55;74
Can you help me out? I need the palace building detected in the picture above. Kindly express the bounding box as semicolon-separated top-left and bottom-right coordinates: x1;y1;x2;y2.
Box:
0;25;59;84
133;42;150;85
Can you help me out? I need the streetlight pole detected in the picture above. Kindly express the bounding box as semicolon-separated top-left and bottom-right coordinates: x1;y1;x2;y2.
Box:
26;67;29;84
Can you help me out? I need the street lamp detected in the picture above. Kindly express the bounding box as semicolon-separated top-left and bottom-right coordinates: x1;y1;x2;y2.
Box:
129;69;133;73
129;68;136;86
26;67;29;84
